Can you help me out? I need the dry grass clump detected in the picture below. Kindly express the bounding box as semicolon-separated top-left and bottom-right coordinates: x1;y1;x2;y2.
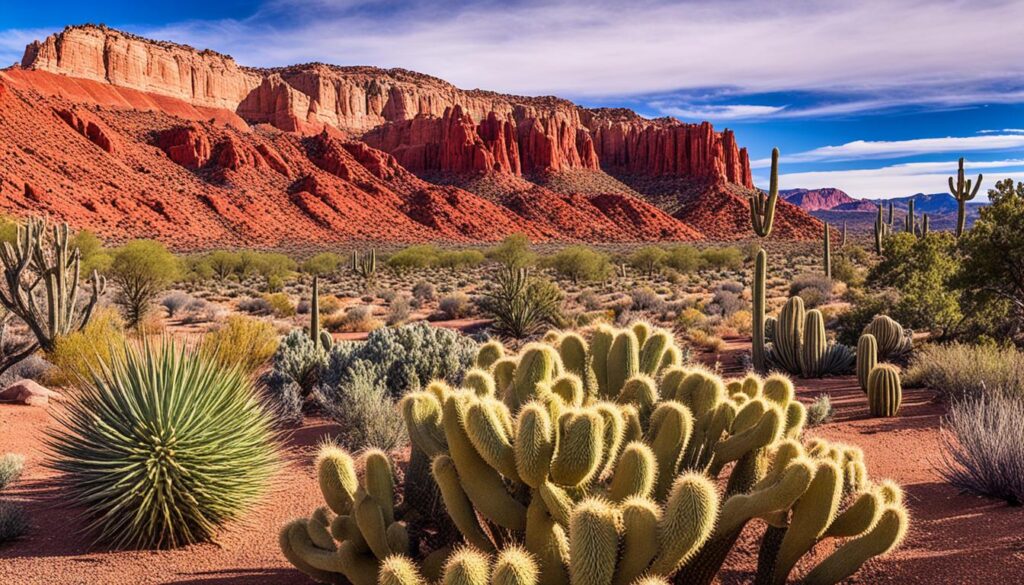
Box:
905;343;1024;400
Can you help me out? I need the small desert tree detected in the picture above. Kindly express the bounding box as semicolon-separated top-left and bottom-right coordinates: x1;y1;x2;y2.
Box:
629;245;668;277
547;246;611;283
109;240;181;327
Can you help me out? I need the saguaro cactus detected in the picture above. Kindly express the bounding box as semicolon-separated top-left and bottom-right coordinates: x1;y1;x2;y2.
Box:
873;205;885;254
352;249;377;282
921;214;929;236
748;147;780;373
948;156;982;237
905;200;915;234
309;275;331;351
822;223;832;279
867;364;902;417
0;217;105;373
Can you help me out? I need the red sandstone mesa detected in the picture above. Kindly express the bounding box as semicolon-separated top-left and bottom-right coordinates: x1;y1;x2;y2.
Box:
0;24;820;247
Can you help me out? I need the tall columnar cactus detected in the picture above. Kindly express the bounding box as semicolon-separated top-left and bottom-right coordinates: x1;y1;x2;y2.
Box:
840;221;847;249
800;310;828;378
749;148;780;238
867;364;902;417
887;201;895;227
855;334;877;393
948;156;982;238
0;218;105;372
905;200;915;234
352;249;377;282
822;223;831;279
752;249;767;373
285;324;909;585
309;275;331;351
921;214;929;236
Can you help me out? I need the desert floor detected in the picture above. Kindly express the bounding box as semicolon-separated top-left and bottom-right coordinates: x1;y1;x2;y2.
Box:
1;337;1022;584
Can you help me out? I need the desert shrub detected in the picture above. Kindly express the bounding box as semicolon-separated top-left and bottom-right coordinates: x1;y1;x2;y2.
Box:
709;287;744;317
336;305;383;333
677;307;707;331
109;240;181;327
200;315;279;374
47;340;280;548
0;354;53;388
0;454;23;491
701;246;744;270
258;369;304;426
322;322;478;400
160;291;193;318
831;255;862;287
577;289;602;311
486;233;535;268
180;298;222;324
868;231;961;333
310;295;342;315
630;286;664;312
665;244;701;273
0;501;27;544
46;308;127;387
478;267;564;338
263;292;295;318
629;246;667;276
436;249;485;269
789;273;833;308
904;343;1024;400
688;329;725;352
301;252;343;276
438;292;472;320
806;394;835;427
940;393;1024;505
315;362;407;451
205;250;242;280
386;295;412;326
546;246;611;283
412;280;436;302
388;245;440;269
724;309;752;335
271;330;328;394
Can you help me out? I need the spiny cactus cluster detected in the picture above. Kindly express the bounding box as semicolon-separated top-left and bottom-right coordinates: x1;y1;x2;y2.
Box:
862;315;912;360
766;297;855;378
309;275;333;351
948;157;982;238
353;249;378;282
282;323;908;584
855;334;903;418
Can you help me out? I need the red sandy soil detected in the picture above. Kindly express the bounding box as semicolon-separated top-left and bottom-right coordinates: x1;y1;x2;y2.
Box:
1;337;1021;584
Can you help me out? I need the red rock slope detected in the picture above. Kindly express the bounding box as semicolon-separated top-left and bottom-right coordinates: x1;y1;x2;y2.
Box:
0;24;821;247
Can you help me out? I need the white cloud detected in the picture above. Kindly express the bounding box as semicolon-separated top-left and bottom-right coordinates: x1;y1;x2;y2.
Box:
761;159;1024;199
752;135;1024;168
979;128;1024;134
3;0;1022;101
652;104;786;121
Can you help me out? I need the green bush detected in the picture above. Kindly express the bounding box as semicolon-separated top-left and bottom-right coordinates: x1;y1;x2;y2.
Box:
263;292;296;317
109;240;181;327
301;252;343;276
437;249;485;269
200;315;279;374
478;267;563;338
315;361;407;451
388;245;440;269
546;246;611;283
700;246;744;270
486;233;535;268
664;244;701;273
868;232;961;333
629;245;667;276
47;340;281;548
205;250;241;280
905;342;1024;400
46;308;127;387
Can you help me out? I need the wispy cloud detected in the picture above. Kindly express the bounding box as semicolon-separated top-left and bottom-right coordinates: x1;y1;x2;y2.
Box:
979;128;1024;134
752;135;1024;167
2;0;1022;103
762;159;1024;199
652;104;786;120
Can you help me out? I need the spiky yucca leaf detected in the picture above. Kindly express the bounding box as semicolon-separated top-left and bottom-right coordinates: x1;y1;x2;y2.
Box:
47;339;281;548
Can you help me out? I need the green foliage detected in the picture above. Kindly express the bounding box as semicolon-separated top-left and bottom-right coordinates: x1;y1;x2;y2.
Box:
487;234;535;268
317;361;408;451
664;245;702;273
109;239;181;327
263;292;296;317
437;250;486;269
46;307;127;387
272;329;328;395
868;232;961;333
629;246;668;276
302;252;344;276
700;246;744;271
48;340;280;548
200;315;279;374
389;245;442;270
478;267;564;339
957;179;1024;341
546;246;611;283
206;250;241;280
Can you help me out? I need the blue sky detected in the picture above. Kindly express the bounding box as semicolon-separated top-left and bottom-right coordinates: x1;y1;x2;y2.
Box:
3;0;1023;198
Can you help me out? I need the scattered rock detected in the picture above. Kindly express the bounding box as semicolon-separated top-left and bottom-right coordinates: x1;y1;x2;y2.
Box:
0;379;61;407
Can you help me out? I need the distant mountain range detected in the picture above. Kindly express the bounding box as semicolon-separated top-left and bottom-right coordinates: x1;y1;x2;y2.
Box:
780;188;988;233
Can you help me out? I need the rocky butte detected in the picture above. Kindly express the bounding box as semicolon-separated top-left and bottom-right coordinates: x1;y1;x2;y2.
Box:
0;24;820;248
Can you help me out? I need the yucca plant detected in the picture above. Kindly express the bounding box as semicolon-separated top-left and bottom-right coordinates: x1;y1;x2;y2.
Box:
478;266;564;339
47;339;281;548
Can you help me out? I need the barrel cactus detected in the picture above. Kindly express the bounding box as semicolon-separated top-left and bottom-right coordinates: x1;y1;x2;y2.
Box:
856;334;877;393
862;315;912;359
867;364;902;418
767;297;854;378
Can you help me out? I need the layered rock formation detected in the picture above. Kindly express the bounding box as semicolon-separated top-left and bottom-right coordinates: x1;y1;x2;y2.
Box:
781;188;875;212
0;24;822;246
